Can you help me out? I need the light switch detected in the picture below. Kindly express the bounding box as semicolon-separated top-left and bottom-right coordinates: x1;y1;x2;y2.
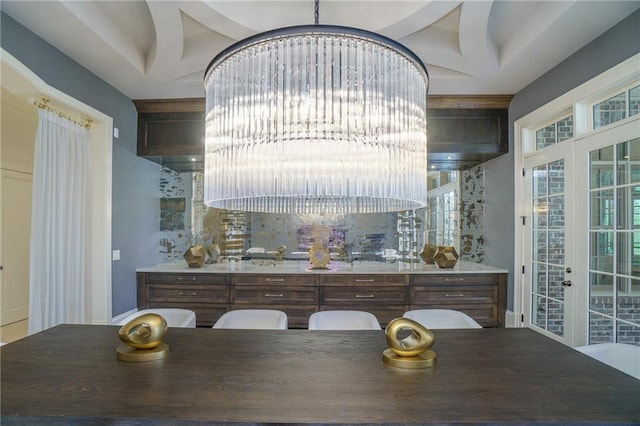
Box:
112;250;121;261
113;127;119;138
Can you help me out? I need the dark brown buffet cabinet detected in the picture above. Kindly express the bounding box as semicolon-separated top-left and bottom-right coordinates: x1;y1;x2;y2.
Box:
137;271;507;328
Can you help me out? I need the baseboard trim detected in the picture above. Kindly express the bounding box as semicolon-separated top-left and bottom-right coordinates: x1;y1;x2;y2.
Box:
505;310;520;328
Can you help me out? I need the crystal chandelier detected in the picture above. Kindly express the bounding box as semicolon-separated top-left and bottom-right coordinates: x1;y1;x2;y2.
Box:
203;2;428;214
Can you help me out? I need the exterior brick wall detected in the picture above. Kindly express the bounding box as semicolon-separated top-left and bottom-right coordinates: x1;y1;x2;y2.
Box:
589;296;640;344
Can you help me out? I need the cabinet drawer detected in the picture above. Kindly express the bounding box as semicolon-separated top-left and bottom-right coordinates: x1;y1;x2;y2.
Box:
235;305;317;329
412;285;496;305
233;286;319;304
146;273;229;285
319;274;407;286
412;274;498;286
146;302;228;327
147;284;229;303
317;306;405;327
234;274;316;286
410;303;498;327
322;286;407;304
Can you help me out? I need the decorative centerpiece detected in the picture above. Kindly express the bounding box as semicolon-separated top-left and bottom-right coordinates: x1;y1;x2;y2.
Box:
434;246;459;268
275;245;287;262
116;313;169;362
309;242;331;269
419;243;438;264
205;242;221;264
382;317;436;369
184;245;206;268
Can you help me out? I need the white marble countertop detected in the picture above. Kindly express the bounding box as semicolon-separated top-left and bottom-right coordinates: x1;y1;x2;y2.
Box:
137;260;508;274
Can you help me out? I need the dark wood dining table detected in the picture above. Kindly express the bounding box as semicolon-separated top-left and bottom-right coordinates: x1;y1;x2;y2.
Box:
1;324;638;425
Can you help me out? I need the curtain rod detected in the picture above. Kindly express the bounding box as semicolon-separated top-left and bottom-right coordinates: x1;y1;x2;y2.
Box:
29;98;93;129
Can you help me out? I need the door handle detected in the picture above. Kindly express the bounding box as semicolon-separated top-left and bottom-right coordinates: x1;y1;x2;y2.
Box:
562;280;572;287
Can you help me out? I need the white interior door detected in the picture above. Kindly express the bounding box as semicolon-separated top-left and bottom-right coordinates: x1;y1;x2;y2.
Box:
523;142;575;345
0;168;32;326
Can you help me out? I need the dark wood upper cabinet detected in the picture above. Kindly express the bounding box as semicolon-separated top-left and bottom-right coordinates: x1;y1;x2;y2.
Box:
134;98;205;172
426;95;511;170
134;96;512;172
427;108;509;170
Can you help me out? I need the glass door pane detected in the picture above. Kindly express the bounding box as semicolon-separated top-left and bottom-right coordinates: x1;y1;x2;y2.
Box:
588;137;640;344
530;159;568;338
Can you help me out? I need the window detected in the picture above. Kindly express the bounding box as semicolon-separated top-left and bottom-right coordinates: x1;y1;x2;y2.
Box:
535;115;574;151
593;84;640;129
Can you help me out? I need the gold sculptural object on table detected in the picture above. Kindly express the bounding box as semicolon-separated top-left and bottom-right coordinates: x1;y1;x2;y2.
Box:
382;317;436;369
116;313;169;362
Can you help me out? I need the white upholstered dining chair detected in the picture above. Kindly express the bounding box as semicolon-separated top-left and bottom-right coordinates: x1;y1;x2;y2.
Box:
575;342;640;379
117;308;197;328
212;309;288;329
308;310;382;330
402;309;482;329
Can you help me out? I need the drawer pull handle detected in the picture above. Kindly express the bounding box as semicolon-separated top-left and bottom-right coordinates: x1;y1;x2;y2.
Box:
355;279;375;282
445;278;465;282
178;291;197;296
177;277;197;281
445;293;465;297
355;294;375;298
265;293;284;297
265;278;285;282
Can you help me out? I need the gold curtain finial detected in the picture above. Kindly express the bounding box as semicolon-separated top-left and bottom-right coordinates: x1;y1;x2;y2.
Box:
29;97;93;129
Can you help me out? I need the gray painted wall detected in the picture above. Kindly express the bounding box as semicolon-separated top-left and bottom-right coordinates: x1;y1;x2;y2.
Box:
3;8;638;318
483;9;640;312
1;12;161;317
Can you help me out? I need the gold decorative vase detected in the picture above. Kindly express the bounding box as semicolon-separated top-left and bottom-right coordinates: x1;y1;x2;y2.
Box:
184;245;206;268
434;246;459;268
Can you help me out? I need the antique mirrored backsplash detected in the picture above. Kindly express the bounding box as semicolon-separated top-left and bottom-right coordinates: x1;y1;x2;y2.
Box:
158;166;486;264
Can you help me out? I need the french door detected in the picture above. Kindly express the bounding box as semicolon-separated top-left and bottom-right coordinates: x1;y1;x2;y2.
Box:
523;142;576;344
523;119;640;346
574;119;640;345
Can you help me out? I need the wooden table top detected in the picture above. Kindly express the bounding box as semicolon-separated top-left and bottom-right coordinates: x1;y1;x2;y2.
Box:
1;325;638;425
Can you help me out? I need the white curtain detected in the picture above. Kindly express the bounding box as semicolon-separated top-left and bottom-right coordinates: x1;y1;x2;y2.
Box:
28;109;92;334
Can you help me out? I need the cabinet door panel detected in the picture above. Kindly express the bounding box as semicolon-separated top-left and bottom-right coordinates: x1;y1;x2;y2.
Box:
316;306;405;327
412;274;498;286
411;286;497;305
146;302;227;327
234;274;316;286
232;286;319;304
147;284;229;303
409;303;498;327
238;304;317;329
320;274;406;286
322;286;407;304
146;273;229;285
